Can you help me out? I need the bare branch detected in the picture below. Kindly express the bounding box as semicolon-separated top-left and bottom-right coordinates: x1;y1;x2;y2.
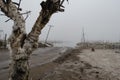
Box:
18;0;21;10
12;2;19;6
5;18;11;22
2;0;11;4
24;13;28;20
12;0;22;11
21;11;31;20
60;0;65;5
21;11;31;15
1;11;31;23
24;11;31;20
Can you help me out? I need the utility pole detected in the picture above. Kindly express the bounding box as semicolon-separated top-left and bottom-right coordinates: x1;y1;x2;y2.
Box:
45;25;54;43
81;27;85;44
81;27;86;48
4;34;7;48
0;30;3;40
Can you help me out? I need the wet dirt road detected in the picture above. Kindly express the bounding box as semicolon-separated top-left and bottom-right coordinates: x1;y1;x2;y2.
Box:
0;47;68;80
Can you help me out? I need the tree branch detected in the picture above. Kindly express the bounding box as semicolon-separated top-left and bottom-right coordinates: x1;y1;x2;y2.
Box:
21;11;31;15
25;0;67;49
12;0;22;11
24;12;29;20
2;0;11;4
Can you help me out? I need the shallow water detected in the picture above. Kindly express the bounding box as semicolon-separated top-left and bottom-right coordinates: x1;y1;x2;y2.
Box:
53;41;76;48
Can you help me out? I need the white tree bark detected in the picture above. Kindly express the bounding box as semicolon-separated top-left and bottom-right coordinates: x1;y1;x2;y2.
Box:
0;0;66;80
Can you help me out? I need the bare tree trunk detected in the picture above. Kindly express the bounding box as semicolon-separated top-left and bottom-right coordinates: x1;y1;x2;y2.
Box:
0;0;66;80
9;57;29;80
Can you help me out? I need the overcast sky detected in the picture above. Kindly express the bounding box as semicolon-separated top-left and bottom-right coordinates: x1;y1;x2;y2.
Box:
0;0;120;44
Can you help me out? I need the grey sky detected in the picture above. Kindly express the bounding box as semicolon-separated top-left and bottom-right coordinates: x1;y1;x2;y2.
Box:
0;0;120;43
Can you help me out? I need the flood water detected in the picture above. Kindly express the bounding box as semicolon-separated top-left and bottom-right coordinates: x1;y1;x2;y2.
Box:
53;41;77;48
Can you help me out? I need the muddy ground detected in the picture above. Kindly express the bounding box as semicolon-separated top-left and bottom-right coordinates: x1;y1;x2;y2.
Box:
0;47;68;80
0;48;120;80
33;48;120;80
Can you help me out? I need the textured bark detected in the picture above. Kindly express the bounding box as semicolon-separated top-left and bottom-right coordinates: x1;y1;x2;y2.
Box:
0;0;66;80
0;1;29;80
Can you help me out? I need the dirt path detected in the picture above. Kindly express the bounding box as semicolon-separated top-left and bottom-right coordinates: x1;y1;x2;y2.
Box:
0;47;68;80
39;49;120;80
79;49;120;79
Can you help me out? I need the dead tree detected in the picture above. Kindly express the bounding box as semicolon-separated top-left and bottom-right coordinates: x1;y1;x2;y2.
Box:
0;0;67;80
